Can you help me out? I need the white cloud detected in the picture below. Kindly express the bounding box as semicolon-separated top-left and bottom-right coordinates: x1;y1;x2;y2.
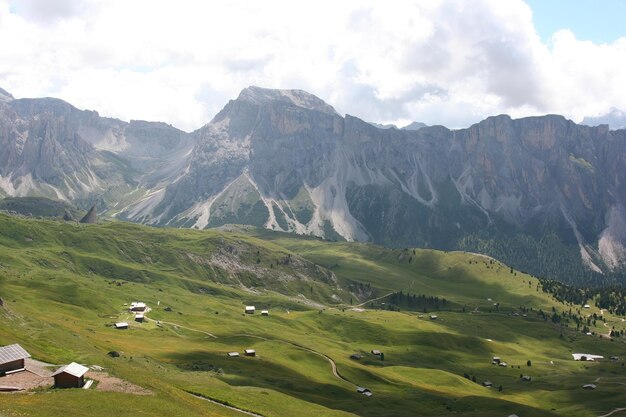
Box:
0;0;625;131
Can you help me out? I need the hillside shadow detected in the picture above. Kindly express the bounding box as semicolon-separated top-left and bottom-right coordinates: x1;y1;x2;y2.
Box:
166;349;390;416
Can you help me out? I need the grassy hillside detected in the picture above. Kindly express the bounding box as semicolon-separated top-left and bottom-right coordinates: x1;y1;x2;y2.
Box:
0;216;625;417
0;197;84;219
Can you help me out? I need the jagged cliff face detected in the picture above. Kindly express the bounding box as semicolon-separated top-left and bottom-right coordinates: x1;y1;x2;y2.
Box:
0;92;193;208
0;86;624;282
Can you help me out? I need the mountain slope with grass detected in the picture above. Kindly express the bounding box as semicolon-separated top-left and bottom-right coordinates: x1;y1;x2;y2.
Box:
0;215;625;417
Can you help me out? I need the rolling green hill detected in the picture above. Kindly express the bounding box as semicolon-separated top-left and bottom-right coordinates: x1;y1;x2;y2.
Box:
0;215;625;417
0;197;84;220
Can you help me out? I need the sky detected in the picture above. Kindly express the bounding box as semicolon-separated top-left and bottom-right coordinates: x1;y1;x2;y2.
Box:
0;0;625;132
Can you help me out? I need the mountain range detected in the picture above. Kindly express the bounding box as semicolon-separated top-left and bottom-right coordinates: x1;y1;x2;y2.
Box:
0;86;624;284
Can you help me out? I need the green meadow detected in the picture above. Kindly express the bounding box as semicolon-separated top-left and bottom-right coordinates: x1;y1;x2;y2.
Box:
0;214;625;417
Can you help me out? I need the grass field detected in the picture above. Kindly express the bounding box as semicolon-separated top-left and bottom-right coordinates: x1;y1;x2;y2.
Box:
0;215;625;417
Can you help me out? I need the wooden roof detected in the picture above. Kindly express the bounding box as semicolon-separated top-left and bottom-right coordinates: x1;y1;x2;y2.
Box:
53;362;89;378
0;344;30;364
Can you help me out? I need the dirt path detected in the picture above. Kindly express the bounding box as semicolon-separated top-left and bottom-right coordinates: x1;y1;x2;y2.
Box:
87;371;152;395
148;318;217;338
190;393;265;417
448;251;496;261
594;377;626;386
236;333;356;387
355;292;393;307
597;408;626;417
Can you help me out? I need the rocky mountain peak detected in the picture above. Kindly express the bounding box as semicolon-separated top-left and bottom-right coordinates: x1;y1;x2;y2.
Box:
583;107;626;130
0;87;13;102
80;205;98;224
236;86;338;115
402;121;427;130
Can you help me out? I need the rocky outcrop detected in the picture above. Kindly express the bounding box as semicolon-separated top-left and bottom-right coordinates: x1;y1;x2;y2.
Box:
0;94;193;207
63;210;74;221
80;205;98;224
0;87;13;102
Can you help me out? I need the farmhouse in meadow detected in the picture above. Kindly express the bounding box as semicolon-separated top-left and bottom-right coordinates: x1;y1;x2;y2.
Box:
115;322;129;329
130;302;147;312
135;314;144;322
261;310;269;316
245;306;255;314
0;344;30;374
53;362;89;388
572;353;604;361
245;349;256;357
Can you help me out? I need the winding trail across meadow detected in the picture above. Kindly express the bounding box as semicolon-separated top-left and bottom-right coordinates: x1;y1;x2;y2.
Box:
150;317;358;416
597;408;626;417
189;393;265;417
354;292;394;307
235;333;356;387
147;318;217;338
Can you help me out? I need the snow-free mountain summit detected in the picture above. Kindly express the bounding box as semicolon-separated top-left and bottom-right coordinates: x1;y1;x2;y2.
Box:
0;86;624;283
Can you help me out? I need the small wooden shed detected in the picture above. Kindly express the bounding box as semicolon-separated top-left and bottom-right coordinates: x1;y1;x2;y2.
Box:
53;362;89;388
356;387;371;395
244;349;256;357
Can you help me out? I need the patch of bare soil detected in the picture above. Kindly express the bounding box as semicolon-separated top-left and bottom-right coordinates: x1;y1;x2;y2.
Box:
0;371;51;391
87;371;152;395
24;358;54;377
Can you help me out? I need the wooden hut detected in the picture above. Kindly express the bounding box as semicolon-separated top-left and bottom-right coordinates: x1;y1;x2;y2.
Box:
53;362;89;388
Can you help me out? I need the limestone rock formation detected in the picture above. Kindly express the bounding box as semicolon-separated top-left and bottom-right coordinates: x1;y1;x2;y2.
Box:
80;205;98;224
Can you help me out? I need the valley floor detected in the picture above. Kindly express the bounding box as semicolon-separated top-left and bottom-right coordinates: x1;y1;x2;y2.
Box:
0;216;625;417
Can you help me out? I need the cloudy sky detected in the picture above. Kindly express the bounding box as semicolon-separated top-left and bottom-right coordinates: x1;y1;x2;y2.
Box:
1;0;625;131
